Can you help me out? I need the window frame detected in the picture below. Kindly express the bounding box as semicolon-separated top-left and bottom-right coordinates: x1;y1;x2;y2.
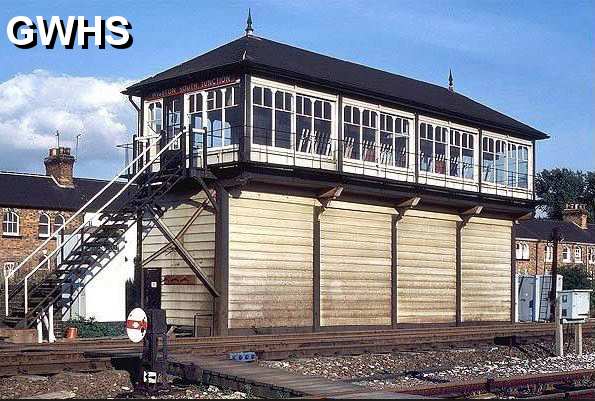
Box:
2;262;16;278
418;118;477;182
589;248;595;265
481;132;531;190
562;246;572;263
250;78;338;158
574;247;583;263
54;214;65;235
515;242;529;260
2;210;20;237
38;212;51;239
545;244;553;263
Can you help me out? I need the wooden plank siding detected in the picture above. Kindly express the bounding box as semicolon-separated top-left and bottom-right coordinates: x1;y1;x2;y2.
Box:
461;217;512;322
228;192;314;329
319;208;392;326
143;191;216;328
397;211;459;323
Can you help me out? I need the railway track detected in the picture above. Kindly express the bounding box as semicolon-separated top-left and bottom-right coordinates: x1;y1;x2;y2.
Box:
0;322;591;377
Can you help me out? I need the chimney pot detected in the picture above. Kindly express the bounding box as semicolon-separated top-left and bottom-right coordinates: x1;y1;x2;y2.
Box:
44;147;75;187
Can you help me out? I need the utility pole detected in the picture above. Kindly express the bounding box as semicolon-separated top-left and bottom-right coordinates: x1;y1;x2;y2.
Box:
549;227;563;321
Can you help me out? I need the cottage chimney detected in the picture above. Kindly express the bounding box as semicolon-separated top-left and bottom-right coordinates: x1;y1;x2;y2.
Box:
44;147;75;187
562;203;589;229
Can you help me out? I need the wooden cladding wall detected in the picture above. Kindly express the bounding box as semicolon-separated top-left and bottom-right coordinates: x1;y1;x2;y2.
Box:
143;192;216;327
397;211;458;323
461;217;512;322
228;192;314;329
319;208;392;326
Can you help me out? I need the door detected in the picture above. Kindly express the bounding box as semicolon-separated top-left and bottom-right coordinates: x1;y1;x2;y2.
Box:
161;95;184;169
517;276;535;322
143;269;162;310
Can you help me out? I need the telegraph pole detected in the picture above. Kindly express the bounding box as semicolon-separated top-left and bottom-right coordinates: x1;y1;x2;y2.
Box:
549;227;562;321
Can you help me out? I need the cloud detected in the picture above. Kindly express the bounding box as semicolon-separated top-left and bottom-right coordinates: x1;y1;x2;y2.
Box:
0;70;136;178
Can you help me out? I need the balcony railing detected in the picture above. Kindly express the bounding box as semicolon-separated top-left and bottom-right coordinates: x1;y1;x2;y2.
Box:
133;125;534;200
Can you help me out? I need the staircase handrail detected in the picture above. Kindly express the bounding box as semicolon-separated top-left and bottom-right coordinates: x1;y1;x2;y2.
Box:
4;129;186;315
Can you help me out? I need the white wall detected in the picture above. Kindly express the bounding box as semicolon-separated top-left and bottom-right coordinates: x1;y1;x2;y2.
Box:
63;213;136;322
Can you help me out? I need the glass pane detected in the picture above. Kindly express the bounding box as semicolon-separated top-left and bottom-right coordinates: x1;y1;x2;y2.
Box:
285;93;292;111
275;91;284;109
303;97;312;115
324;102;331;120
352;107;360;125
395;136;407;168
253;87;262;105
275;110;291;149
483;152;495;182
362;127;376;162
296;115;312;152
225;106;242;145
314;100;323;118
343;124;360;160
314;119;332;155
496;143;507;185
343;106;351;123
449;145;460;177
462;149;474;179
263;88;272;107
252;106;272;145
207;109;223;147
420;139;433;172
518;149;529;188
435;143;446;174
380;131;393;165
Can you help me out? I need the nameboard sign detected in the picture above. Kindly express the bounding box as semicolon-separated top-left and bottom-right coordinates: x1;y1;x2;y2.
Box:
146;76;239;100
163;274;197;285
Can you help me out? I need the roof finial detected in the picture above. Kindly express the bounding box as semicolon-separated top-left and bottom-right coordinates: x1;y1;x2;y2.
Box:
448;69;454;92
245;8;254;36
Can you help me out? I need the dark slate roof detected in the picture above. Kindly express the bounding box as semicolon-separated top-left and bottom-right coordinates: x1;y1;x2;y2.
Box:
125;35;549;140
0;172;130;212
514;219;595;244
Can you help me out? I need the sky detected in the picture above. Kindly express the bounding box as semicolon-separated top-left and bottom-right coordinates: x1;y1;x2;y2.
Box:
0;0;593;179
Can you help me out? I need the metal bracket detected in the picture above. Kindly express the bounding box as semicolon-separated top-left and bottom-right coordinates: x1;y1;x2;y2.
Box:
459;205;483;228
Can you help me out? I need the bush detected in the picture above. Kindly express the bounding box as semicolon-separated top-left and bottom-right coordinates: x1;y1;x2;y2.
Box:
64;316;125;338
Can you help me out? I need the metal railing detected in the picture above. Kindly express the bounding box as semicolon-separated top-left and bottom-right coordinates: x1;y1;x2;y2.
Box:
177;124;533;198
4;129;186;317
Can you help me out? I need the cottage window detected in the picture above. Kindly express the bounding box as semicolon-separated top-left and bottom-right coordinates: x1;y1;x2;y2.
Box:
545;245;553;263
589;248;595;264
562;246;571;263
2;211;19;236
2;262;16;278
575;247;583;263
54;214;65;234
516;243;529;260
39;213;50;238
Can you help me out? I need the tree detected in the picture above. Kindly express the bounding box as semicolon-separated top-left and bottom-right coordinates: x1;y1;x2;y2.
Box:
535;168;594;221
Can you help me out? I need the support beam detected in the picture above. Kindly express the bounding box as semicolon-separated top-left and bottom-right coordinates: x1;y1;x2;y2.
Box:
391;214;398;328
456;221;463;326
192;176;218;213
511;223;517;323
135;210;144;309
214;184;229;336
395;196;421;221
460;205;483;227
313;206;322;332
147;208;220;298
143;196;212;267
318;185;343;211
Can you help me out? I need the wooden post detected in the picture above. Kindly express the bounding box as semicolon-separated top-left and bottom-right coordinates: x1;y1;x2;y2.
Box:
391;214;398;328
554;296;563;356
549;227;562;321
337;95;343;173
511;224;517;323
135;210;144;309
214;184;229;336
313;206;321;332
456;221;463;326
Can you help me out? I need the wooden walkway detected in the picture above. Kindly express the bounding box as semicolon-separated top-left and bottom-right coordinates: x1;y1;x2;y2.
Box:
168;354;421;399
